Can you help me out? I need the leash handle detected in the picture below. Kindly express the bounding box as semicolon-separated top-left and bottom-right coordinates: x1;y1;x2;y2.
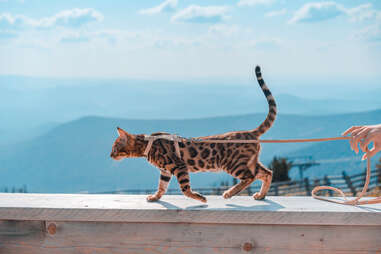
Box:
311;149;380;206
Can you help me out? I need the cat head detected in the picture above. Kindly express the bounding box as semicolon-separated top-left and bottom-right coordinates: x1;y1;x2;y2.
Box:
110;127;138;160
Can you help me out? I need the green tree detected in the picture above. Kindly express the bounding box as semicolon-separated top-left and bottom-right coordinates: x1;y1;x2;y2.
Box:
268;156;293;182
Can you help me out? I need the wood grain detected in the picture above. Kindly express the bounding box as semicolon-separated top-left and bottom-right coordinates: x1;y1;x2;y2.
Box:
1;221;381;254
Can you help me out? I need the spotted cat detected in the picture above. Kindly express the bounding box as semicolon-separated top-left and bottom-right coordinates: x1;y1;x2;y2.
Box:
110;66;276;203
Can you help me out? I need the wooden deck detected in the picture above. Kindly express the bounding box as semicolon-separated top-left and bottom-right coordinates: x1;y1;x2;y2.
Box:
0;193;380;253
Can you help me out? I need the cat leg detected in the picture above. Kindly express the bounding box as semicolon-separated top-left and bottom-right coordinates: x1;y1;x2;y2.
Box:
253;162;273;200
147;171;172;202
172;164;207;203
223;170;255;199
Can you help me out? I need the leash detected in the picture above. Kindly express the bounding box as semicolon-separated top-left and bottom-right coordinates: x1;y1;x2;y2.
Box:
143;134;379;205
311;148;380;205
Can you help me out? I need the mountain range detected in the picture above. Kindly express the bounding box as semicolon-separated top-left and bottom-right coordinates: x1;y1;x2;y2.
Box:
0;110;380;193
2;75;381;146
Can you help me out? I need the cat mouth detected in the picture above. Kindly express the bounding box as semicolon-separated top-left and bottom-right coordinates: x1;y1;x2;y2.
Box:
112;156;123;161
110;152;127;160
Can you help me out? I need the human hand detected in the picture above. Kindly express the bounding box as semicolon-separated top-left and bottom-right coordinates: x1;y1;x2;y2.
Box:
342;124;381;160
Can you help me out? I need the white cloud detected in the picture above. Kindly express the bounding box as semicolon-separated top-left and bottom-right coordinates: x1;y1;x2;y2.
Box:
60;32;90;43
0;31;17;39
153;38;202;49
43;8;103;28
237;0;275;7
171;5;229;23
289;2;345;24
139;0;177;15
208;24;240;37
265;9;287;17
347;4;377;23
0;13;29;29
250;38;282;49
355;24;381;42
0;8;103;30
289;2;381;25
57;29;142;45
93;30;142;45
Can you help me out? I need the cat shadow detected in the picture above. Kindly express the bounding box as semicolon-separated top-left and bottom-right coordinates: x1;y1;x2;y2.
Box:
185;204;209;209
315;197;381;212
155;200;182;210
154;198;283;211
356;206;381;212
224;198;284;211
155;200;209;210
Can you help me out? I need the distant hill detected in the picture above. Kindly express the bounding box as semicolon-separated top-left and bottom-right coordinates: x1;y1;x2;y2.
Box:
0;110;380;193
0;122;59;146
2;75;381;146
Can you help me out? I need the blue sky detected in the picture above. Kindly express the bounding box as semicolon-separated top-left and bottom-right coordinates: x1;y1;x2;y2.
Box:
1;0;381;82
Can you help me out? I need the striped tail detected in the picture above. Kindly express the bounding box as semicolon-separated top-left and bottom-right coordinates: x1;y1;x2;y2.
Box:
253;65;277;136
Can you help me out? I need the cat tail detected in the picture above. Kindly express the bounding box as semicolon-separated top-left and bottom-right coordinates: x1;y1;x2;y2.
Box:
253;66;277;136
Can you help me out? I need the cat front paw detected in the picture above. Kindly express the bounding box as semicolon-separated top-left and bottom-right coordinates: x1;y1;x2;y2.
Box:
192;191;207;203
253;192;265;200
146;194;160;202
222;190;232;199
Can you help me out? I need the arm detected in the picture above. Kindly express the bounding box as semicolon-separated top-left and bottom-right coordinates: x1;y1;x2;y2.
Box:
342;124;381;160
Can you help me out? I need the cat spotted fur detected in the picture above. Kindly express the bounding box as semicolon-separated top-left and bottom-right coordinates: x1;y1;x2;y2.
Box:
110;66;276;203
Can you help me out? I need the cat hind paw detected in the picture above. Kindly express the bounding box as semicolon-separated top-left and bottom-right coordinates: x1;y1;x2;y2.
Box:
222;191;232;199
146;195;160;202
253;192;266;200
193;192;207;203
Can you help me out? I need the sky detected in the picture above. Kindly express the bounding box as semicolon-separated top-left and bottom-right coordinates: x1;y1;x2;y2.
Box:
1;0;381;82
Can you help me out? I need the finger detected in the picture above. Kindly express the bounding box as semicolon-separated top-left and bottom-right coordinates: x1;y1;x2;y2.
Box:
352;134;364;154
360;138;371;153
351;128;370;153
349;137;355;151
362;145;381;160
342;126;361;136
356;128;371;151
349;136;359;153
356;127;370;136
351;126;367;137
359;131;378;152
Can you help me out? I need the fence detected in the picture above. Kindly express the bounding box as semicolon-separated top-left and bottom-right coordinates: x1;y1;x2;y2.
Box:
97;168;381;197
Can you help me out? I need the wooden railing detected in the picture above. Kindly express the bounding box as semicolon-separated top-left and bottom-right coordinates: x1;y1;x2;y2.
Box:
0;193;381;253
97;169;381;197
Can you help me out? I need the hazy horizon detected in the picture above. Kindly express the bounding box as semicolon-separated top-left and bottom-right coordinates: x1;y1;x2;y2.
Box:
1;0;381;193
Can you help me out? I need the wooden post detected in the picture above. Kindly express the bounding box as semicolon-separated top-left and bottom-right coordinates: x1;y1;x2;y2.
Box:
304;177;311;196
274;184;279;196
324;175;333;196
246;186;251;196
343;171;357;196
313;179;320;188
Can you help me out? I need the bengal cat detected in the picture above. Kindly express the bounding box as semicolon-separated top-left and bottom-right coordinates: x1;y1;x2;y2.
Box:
110;66;276;203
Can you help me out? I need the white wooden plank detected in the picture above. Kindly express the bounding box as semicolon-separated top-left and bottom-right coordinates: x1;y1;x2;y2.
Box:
0;194;380;225
1;220;380;254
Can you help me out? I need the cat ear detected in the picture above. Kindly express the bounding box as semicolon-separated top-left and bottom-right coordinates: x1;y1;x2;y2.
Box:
117;127;128;138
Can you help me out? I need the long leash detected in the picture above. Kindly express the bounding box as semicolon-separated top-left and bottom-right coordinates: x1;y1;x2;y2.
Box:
144;135;379;205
